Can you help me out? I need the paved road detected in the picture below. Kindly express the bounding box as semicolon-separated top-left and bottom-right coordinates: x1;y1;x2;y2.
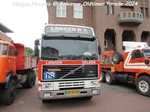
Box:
0;82;150;112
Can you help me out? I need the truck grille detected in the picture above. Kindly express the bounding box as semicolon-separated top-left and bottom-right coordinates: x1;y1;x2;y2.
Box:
42;65;98;80
59;81;85;89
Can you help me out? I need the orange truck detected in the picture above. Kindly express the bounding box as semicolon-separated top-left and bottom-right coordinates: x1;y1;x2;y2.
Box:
0;40;37;105
100;41;150;96
34;24;101;103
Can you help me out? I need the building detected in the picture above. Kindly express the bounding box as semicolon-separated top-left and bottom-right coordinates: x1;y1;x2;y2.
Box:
0;22;13;42
46;0;150;52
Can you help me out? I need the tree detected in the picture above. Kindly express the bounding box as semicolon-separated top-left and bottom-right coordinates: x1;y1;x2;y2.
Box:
25;47;34;57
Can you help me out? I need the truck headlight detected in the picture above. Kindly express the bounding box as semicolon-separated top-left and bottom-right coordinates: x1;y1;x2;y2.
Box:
90;81;98;86
42;83;52;90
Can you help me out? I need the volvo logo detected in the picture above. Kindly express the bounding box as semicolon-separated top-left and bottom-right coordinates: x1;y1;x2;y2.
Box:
47;69;61;72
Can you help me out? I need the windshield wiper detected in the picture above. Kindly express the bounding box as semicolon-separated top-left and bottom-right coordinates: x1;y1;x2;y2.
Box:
57;54;98;60
77;54;98;60
91;54;98;59
41;56;59;60
59;54;78;57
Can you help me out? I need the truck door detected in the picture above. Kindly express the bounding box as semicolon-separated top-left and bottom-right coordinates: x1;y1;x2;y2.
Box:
0;44;9;82
8;46;16;73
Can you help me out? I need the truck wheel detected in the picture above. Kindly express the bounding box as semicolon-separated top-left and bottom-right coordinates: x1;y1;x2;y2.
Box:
112;52;123;64
26;72;34;88
105;71;113;85
1;79;17;105
136;76;150;96
100;71;105;82
84;96;93;100
42;100;49;103
22;83;27;88
32;72;36;85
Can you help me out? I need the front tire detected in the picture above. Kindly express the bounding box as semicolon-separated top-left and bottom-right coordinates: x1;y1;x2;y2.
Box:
42;100;49;103
1;79;17;105
136;76;150;96
83;96;93;100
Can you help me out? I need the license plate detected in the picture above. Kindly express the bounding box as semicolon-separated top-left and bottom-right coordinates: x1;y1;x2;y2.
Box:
67;90;80;95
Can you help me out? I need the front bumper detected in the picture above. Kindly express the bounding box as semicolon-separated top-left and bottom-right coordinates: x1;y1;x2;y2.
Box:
38;87;101;100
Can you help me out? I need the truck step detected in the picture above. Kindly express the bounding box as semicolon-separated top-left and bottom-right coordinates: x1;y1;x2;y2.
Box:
128;76;135;79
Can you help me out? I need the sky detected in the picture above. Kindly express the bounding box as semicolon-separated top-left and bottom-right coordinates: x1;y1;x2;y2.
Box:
0;0;48;49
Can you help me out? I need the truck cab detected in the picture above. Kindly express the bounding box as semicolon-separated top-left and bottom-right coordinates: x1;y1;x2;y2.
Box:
0;40;37;105
0;41;17;83
100;41;150;97
34;24;101;103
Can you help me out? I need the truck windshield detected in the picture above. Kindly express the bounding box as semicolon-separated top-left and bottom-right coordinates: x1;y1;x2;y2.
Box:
0;44;8;55
142;49;150;58
41;37;98;60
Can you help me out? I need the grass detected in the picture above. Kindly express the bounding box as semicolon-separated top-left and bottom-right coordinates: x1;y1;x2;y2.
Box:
35;70;38;77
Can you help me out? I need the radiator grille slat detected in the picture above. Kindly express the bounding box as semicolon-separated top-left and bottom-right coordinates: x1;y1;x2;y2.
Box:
43;65;98;80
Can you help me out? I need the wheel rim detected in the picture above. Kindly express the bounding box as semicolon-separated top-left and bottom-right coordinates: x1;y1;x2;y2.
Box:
139;80;149;93
106;74;110;82
113;54;118;62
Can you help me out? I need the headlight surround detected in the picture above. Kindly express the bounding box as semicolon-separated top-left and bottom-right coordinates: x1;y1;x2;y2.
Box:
42;83;53;90
90;81;98;87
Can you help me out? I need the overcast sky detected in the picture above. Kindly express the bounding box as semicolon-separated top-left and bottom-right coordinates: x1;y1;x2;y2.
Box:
0;0;48;49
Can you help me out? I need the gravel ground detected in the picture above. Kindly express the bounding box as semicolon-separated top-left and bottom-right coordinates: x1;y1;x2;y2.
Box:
101;82;138;94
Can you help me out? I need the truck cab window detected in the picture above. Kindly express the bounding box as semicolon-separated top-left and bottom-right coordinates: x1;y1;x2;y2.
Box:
0;44;8;55
132;50;142;59
8;47;14;56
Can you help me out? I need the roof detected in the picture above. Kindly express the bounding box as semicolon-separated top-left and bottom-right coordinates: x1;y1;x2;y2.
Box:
42;24;95;36
0;22;13;33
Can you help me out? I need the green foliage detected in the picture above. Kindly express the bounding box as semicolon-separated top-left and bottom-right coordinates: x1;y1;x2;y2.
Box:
25;47;34;57
35;70;38;77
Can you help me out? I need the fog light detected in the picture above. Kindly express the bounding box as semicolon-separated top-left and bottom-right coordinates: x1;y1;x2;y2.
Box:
44;92;51;97
92;89;98;94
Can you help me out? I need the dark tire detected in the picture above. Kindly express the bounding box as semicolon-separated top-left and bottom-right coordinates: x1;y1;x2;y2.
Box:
26;71;34;88
105;71;113;85
1;79;17;105
42;100;49;103
112;52;123;64
136;76;150;96
84;96;93;100
100;71;105;82
22;71;36;88
22;83;27;88
32;72;36;85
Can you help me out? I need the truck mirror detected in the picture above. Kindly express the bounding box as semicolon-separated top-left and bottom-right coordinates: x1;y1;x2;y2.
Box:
35;39;39;45
98;45;101;55
14;50;18;56
145;60;149;65
34;45;39;57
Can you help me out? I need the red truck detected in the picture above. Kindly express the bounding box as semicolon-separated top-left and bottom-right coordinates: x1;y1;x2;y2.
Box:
0;40;37;105
34;24;101;103
100;41;150;96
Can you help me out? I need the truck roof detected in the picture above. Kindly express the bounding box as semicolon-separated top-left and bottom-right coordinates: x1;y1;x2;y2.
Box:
42;24;95;36
0;40;12;44
44;24;93;29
